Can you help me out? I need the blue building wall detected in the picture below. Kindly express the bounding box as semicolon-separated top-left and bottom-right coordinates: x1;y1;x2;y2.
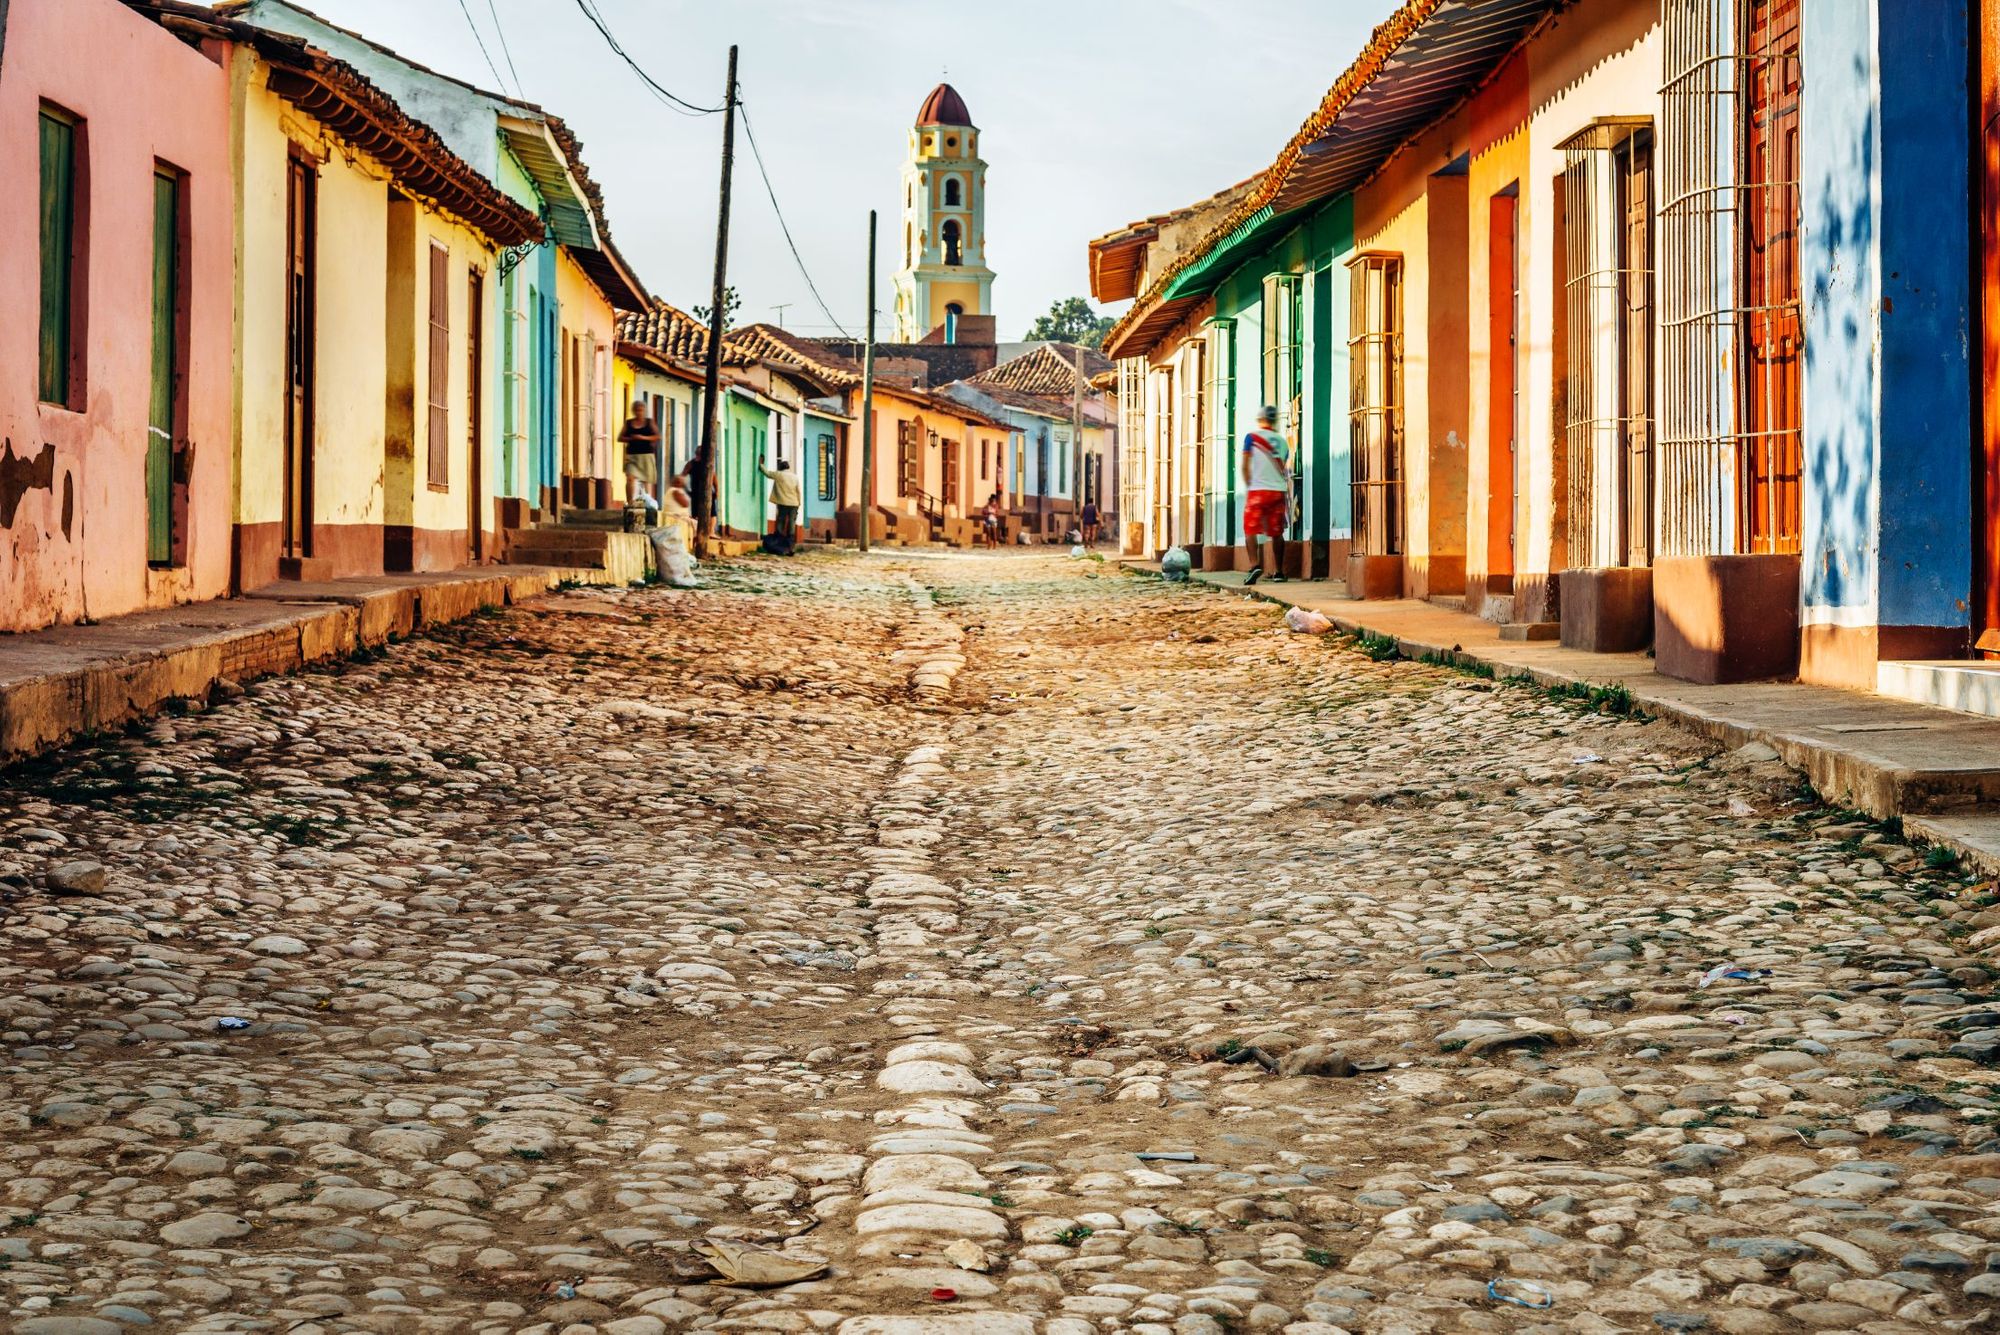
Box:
1800;0;1972;632
802;412;841;524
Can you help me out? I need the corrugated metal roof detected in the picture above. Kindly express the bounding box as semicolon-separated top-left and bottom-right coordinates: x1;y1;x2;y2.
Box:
1269;0;1563;214
1102;0;1569;358
500;119;593;248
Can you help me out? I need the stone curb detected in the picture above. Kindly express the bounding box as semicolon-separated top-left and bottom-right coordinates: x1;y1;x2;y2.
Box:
0;567;593;767
1129;565;2000;873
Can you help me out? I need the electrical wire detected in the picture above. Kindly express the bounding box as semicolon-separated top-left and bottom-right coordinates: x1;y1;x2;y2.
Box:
739;101;854;339
572;0;723;116
484;0;525;98
455;0;510;96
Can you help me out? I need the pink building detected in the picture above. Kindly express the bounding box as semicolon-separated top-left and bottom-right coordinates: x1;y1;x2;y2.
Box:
0;0;235;632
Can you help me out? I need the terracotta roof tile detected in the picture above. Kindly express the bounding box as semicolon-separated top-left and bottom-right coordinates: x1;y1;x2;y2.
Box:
617;301;718;366
974;344;1113;398
723;324;864;389
129;0;541;248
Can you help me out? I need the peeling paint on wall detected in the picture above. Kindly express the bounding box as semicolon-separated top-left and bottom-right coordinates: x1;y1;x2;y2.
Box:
0;439;56;528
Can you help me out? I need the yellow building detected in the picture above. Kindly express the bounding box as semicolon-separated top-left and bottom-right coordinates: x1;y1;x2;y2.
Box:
223;23;540;584
893;84;995;341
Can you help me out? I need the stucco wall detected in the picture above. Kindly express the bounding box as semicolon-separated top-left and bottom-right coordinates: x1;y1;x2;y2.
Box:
236;61;389;581
0;0;234;631
1521;0;1662;588
1800;0;1973;637
556;247;614;487
1465;68;1529;596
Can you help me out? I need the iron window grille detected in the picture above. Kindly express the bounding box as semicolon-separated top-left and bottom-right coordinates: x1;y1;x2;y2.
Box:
1562;118;1656;570
1347;252;1405;557
1658;0;1803;558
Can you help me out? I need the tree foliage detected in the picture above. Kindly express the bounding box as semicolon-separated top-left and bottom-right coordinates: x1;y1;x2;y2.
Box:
694;285;742;328
1025;297;1115;349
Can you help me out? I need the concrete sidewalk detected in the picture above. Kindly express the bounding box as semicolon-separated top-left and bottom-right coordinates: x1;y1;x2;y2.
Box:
0;567;575;762
1133;562;2000;869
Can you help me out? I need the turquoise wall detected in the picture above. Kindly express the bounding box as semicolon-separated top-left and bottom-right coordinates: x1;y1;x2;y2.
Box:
722;396;768;535
803;411;840;523
1198;196;1354;552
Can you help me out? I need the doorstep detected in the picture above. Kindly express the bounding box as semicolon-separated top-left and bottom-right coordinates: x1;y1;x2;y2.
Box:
1877;660;2000;721
1174;571;2000;823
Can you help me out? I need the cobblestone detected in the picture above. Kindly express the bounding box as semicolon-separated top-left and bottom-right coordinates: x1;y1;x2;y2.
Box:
0;549;1998;1331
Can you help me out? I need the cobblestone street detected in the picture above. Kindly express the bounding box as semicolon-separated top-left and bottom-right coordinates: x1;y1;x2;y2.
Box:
5;550;2000;1334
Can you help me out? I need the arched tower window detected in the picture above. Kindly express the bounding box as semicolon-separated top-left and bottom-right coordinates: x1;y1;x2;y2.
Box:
941;219;962;266
943;177;961;207
945;302;963;343
905;223;913;269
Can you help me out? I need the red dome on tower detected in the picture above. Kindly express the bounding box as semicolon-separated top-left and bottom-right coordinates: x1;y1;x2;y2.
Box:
916;83;973;128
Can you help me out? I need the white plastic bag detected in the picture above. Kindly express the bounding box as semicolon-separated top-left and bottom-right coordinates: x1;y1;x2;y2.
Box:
1160;546;1192;581
1284;606;1333;635
649;521;701;588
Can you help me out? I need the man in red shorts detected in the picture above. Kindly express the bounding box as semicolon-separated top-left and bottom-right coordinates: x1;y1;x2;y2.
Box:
1240;405;1293;585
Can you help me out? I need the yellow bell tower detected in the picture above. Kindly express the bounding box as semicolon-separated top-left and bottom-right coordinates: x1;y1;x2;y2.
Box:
893;83;994;342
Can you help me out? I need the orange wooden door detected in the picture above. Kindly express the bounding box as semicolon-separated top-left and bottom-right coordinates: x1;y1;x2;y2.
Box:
1741;0;1803;555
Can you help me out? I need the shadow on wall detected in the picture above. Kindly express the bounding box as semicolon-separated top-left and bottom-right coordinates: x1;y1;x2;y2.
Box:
1802;58;1877;613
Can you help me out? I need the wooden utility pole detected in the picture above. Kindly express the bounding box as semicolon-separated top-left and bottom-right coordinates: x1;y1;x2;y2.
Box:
1072;346;1086;539
859;210;877;554
693;44;738;541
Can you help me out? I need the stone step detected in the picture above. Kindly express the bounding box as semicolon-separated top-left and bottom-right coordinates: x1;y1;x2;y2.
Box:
508;528;616;551
1878;660;2000;720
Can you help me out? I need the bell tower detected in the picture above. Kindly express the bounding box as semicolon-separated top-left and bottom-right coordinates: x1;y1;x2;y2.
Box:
893;83;995;342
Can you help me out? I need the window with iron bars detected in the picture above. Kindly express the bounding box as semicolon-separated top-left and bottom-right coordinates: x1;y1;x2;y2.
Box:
816;433;836;501
1658;0;1803;558
1347;253;1404;557
1562;119;1656;571
1204;318;1234;546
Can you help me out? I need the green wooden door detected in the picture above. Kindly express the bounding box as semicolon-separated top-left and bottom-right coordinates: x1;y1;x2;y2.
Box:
148;170;179;566
39;110;76;406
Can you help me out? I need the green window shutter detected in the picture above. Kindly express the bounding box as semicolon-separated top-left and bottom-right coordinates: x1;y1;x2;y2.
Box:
148;169;179;564
39;110;76;406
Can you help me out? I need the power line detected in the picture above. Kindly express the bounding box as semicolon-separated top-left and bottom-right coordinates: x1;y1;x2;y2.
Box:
572;0;723;116
739;101;853;339
454;0;509;96
483;0;524;97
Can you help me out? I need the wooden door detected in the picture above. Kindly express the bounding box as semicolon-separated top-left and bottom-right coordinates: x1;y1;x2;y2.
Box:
467;268;485;562
282;154;316;561
1488;193;1518;580
148;169;180;567
1741;0;1803;555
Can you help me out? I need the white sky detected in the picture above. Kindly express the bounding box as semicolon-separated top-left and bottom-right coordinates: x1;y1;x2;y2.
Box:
304;0;1402;338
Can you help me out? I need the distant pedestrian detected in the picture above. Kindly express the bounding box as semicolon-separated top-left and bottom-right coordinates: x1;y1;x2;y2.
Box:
982;492;1003;549
760;458;802;553
1080;498;1101;546
618;401;661;515
1241;405;1292;586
